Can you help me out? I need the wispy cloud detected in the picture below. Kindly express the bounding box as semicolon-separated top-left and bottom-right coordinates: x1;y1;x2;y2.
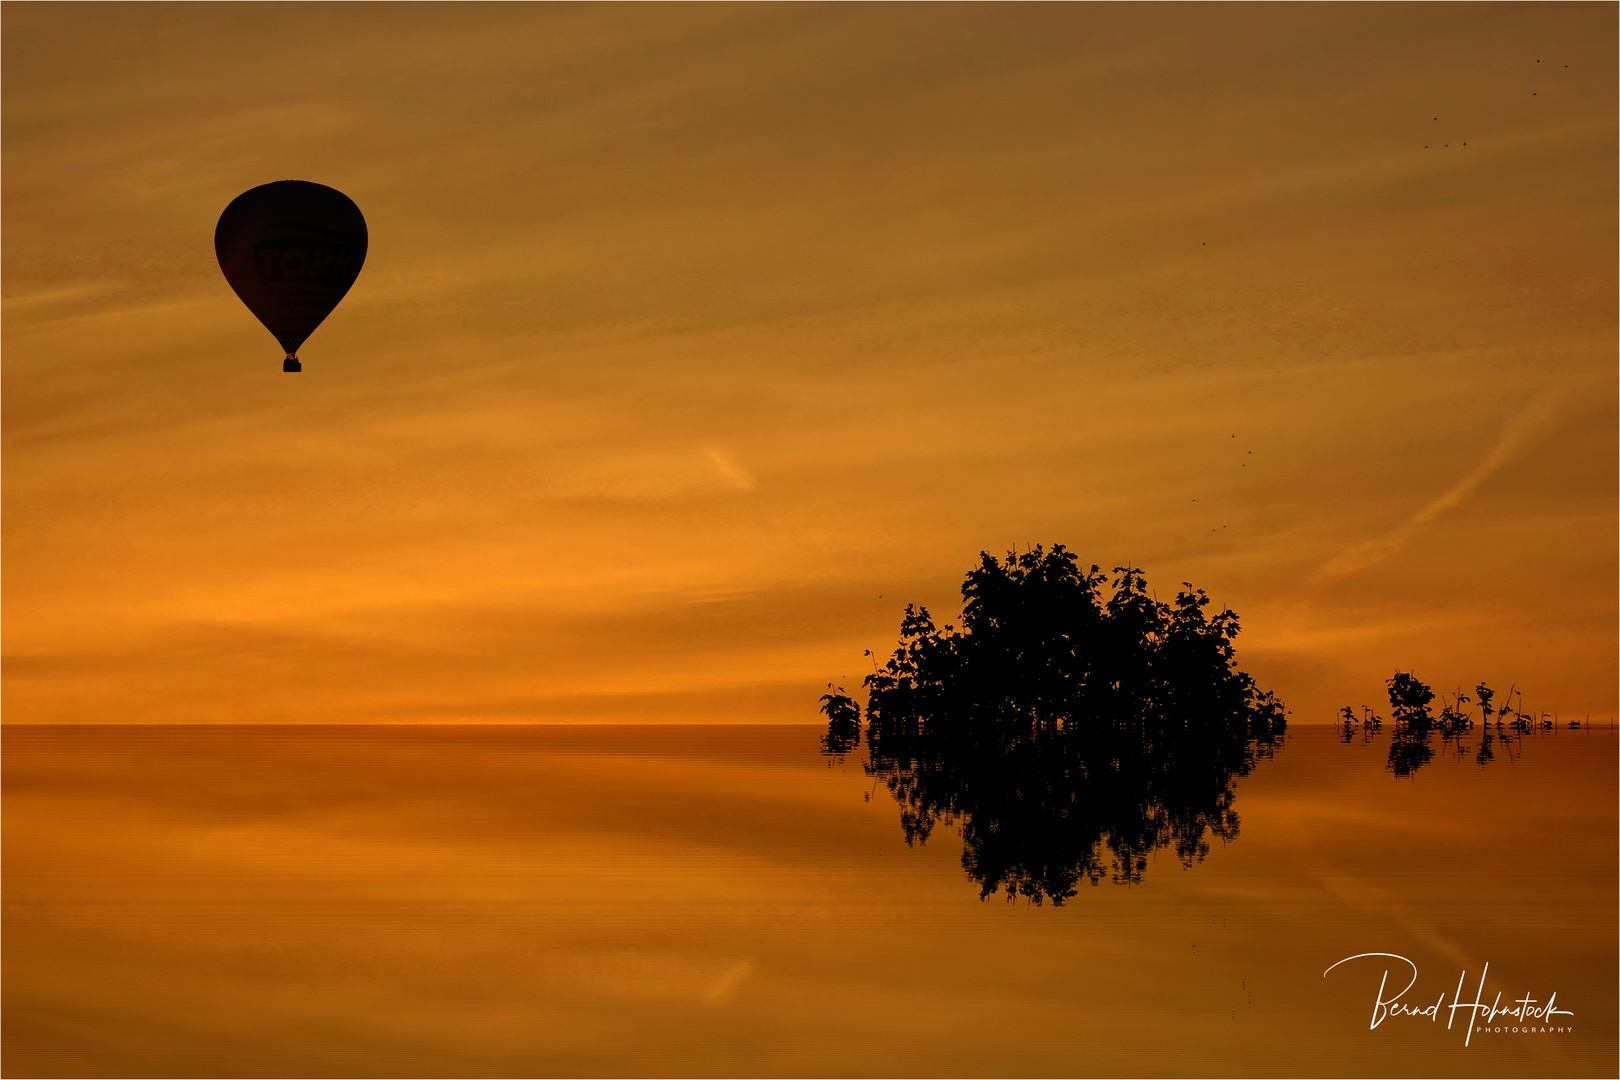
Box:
706;446;756;491
1308;391;1563;589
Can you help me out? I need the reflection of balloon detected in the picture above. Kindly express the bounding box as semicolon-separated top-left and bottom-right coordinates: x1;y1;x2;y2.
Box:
215;181;367;372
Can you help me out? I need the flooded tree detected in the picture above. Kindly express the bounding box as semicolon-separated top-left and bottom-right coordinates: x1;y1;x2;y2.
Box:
821;545;1286;904
818;684;861;760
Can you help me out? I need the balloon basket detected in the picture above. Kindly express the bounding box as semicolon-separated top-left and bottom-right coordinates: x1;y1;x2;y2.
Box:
283;356;302;373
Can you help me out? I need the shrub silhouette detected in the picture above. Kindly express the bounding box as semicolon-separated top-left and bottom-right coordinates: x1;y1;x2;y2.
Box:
817;684;861;759
823;545;1286;904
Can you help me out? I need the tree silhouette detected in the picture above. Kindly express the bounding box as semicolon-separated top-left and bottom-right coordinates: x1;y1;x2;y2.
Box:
822;545;1286;904
1386;671;1438;777
818;684;861;760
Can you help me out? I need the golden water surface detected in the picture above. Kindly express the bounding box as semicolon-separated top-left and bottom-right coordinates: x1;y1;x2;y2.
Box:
4;724;1614;1077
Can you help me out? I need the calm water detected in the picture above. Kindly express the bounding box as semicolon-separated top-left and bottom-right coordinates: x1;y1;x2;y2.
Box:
4;724;1614;1077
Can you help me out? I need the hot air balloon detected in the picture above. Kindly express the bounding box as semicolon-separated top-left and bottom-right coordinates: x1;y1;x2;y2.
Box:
215;181;367;372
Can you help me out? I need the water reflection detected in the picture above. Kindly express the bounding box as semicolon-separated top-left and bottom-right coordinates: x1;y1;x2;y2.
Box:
7;724;1613;1077
822;546;1285;904
1339;673;1588;775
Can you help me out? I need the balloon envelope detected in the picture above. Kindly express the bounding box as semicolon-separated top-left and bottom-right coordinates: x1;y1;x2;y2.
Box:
215;181;367;371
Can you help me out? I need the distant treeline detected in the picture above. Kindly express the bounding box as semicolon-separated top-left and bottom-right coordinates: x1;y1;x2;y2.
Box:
1339;673;1591;776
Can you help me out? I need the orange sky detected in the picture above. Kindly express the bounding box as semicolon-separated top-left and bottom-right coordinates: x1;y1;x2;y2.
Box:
4;3;1615;724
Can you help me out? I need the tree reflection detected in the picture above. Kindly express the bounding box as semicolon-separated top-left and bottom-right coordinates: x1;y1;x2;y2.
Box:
821;546;1286;904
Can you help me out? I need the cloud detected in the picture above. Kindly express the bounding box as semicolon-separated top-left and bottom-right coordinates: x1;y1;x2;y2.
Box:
1307;391;1562;589
706;446;756;491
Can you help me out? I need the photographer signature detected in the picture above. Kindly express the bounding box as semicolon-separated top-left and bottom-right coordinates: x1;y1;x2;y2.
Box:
1324;953;1573;1047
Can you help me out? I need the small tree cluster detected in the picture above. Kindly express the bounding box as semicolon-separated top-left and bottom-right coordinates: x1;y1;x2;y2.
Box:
1341;674;1554;775
823;545;1286;904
